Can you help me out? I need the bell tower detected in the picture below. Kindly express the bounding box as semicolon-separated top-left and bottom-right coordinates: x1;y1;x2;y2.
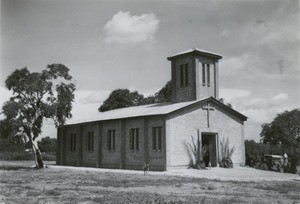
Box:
167;48;222;103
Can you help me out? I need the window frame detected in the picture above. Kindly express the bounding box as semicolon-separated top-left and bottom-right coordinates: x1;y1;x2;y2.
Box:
152;126;162;151
180;63;189;87
70;133;76;152
86;132;94;152
202;63;206;85
206;64;210;86
107;130;116;151
129;128;139;151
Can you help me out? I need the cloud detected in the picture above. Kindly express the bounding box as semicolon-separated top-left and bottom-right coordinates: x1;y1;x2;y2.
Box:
219;88;251;101
103;11;160;44
220;53;258;77
75;90;110;104
272;93;288;101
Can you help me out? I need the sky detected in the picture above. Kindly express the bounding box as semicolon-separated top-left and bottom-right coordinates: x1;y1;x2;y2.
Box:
1;0;299;142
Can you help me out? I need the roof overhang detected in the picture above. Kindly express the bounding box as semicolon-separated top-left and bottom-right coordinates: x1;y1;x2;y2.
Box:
167;48;223;61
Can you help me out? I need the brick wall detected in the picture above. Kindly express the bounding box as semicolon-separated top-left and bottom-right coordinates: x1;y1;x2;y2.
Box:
123;118;145;169
59;102;245;171
147;116;166;171
61;116;167;171
101;120;121;169
171;55;218;103
64;126;79;166
166;100;245;169
172;56;196;102
81;123;98;167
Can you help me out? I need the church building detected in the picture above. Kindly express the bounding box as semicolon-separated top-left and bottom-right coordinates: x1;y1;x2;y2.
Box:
56;48;247;171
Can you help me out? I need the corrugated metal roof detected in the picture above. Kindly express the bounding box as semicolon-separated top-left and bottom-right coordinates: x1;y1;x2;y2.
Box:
65;96;247;126
66;99;206;125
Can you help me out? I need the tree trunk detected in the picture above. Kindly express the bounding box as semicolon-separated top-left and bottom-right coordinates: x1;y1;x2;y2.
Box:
29;133;44;169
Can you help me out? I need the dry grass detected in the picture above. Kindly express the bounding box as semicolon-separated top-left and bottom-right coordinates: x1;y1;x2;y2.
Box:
0;161;299;203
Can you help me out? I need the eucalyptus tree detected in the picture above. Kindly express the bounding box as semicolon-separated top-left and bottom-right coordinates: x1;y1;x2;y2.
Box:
1;64;75;168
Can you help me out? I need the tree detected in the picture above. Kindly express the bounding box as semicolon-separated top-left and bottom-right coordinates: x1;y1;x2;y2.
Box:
38;137;56;153
245;140;282;166
1;64;75;168
219;98;232;108
98;81;172;112
260;109;300;172
0;119;27;155
98;89;145;112
154;80;172;103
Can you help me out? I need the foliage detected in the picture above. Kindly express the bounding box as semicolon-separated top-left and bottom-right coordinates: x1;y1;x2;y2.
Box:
245;140;282;166
1;64;75;168
98;81;172;112
41;152;56;161
37;137;56;153
184;136;209;169
0;151;33;161
218;98;233;108
153;80;172;103
219;138;235;168
260;109;300;172
98;89;145;112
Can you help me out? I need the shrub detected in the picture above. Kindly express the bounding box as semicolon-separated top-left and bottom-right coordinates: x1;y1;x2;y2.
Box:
0;151;33;160
184;136;209;169
245;140;282;166
41;152;56;161
219;138;235;168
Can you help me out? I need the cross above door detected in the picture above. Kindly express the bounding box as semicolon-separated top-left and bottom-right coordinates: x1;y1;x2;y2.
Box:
202;102;215;128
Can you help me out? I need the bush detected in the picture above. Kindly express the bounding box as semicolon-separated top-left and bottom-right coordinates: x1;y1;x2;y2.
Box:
184;136;209;169
0;151;33;160
41;152;56;161
219;138;235;168
245;140;282;166
38;137;56;153
219;157;233;168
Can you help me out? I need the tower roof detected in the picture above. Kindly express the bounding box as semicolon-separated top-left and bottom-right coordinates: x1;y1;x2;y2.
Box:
167;47;222;61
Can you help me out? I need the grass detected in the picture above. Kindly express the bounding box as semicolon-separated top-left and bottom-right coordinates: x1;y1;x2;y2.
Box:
0;161;299;203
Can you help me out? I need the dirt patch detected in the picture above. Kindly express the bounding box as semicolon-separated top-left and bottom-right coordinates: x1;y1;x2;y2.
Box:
0;161;299;203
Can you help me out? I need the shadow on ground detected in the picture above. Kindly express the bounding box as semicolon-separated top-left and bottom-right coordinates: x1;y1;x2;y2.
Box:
0;166;36;171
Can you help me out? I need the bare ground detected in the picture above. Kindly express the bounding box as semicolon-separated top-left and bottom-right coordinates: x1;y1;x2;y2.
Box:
0;161;299;204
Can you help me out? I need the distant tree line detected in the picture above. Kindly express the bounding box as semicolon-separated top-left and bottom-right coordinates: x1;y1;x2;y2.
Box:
98;81;172;112
0;120;57;161
98;80;233;112
247;108;300;173
245;140;282;166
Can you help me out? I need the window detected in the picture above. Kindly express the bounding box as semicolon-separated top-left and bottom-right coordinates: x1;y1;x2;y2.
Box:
206;64;210;86
180;63;188;87
202;63;211;86
107;130;115;151
152;127;162;150
202;63;206;85
129;128;139;151
70;133;76;152
86;132;94;151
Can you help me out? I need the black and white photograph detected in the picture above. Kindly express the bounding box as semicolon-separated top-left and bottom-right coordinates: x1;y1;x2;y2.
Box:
0;0;299;203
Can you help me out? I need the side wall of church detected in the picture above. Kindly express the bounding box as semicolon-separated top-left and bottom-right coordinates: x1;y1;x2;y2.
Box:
166;101;245;169
64;126;80;166
59;116;167;171
101;120;122;169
